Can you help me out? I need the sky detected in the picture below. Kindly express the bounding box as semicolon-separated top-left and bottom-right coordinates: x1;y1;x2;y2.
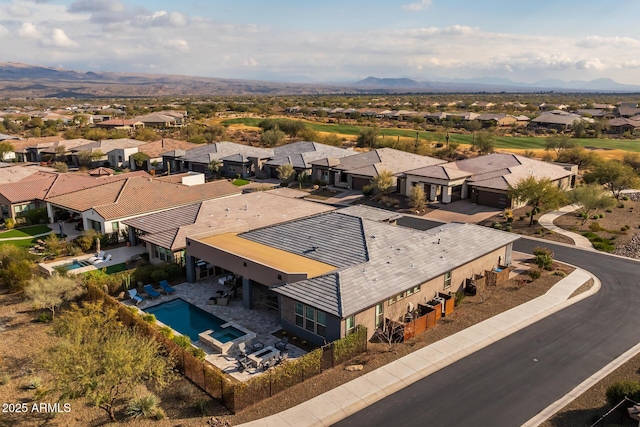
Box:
2;0;640;84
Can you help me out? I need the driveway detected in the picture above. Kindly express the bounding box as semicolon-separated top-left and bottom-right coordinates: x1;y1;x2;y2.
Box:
334;237;640;427
424;199;501;223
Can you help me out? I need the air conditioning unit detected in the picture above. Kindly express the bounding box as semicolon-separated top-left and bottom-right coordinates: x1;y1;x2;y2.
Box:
433;296;446;315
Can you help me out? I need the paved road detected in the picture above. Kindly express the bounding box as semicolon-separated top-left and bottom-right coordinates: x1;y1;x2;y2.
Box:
335;236;640;427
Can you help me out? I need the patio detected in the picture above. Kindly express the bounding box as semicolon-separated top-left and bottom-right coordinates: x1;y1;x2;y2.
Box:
39;244;147;275
130;276;308;381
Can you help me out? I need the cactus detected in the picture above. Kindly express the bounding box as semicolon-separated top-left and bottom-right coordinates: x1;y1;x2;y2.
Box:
123;273;131;291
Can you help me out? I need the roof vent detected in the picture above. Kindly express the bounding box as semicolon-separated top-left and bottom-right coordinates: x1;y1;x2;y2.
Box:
225;208;230;211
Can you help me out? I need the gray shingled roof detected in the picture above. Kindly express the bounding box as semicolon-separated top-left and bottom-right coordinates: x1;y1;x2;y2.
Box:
274;219;519;317
240;212;368;268
265;141;353;168
179;142;274;165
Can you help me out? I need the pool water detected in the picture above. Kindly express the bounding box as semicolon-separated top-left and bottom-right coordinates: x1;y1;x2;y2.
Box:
61;260;92;270
144;298;244;343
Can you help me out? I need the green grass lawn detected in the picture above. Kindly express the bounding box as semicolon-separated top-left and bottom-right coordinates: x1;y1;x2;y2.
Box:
232;178;250;186
0;225;52;239
221;117;640;153
0;238;39;248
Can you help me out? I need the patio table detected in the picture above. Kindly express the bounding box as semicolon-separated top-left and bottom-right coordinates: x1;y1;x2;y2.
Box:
247;346;279;368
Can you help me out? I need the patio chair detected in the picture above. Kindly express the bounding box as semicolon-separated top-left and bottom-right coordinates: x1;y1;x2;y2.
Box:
93;253;111;265
88;251;106;263
143;284;161;299
275;337;288;351
215;294;229;306
250;341;264;352
128;289;144;305
158;280;176;294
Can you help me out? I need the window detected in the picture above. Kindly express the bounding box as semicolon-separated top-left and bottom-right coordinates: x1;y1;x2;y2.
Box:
111;222;119;232
294;302;326;337
375;303;384;329
413;285;421;293
346;315;355;336
389;292;404;304
444;271;452;289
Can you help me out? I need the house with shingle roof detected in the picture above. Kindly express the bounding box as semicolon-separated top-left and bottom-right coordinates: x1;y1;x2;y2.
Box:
173;141;275;178
45;174;241;235
263;141;354;179
311;147;446;190
122;189;335;265
185;206;519;345
398;153;576;207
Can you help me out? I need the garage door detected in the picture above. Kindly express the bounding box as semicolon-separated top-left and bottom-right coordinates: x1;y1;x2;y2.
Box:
351;177;371;191
476;190;509;208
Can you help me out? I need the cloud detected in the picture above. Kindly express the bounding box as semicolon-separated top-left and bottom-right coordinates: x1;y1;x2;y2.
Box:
166;38;190;53
402;0;432;11
68;0;125;13
18;22;43;39
576;35;640;49
45;28;79;48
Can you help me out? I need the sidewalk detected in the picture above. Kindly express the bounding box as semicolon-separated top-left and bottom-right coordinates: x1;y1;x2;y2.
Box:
538;204;594;250
238;266;600;427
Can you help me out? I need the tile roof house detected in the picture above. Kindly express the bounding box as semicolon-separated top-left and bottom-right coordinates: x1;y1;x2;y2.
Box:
311;147;446;190
474;113;518;127
134;111;186;128
45;174;241;235
70;138;147;168
185;206;519;345
398;153;576;207
94;118;144;130
109;138;200;171
0;170;147;220
122;190;335;265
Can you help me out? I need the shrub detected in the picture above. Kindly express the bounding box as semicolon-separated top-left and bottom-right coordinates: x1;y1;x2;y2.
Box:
75;229;101;252
0;372;10;385
605;380;640;406
618;203;625;208
519;215;525;221
196;398;212;416
159;326;174;339
525;211;531;217
141;313;156;324
165;263;184;279
4;218;15;230
622;196;629;201
505;225;512;232
599;213;604;218
126;393;161;419
453;291;465;306
176;383;194;400
605;208;613;213
589;222;604;232
553;271;566;277
189;347;205;359
528;269;541;280
493;222;503;230
362;184;374;197
171;335;191;349
37;312;52;323
26;376;42;390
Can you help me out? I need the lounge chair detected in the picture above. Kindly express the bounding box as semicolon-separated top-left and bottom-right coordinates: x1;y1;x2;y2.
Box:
88;251;106;263
143;284;161;299
128;289;144;305
158;280;176;294
275;337;288;351
92;253;111;265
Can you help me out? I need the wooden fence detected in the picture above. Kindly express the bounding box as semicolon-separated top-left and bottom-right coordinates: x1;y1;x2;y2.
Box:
85;284;367;413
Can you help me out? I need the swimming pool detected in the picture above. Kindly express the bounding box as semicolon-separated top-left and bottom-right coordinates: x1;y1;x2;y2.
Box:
144;298;245;343
58;260;92;271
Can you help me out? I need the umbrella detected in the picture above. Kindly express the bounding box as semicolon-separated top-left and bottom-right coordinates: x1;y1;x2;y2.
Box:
96;237;101;254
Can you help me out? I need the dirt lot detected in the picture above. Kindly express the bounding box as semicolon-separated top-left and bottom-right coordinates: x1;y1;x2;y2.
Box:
554;197;640;254
478;206;574;245
0;261;587;426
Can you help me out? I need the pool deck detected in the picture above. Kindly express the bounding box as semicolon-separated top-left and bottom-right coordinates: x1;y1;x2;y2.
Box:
130;277;307;381
39;244;147;275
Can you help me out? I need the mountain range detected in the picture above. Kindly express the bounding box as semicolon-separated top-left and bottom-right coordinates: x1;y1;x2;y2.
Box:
1;62;639;98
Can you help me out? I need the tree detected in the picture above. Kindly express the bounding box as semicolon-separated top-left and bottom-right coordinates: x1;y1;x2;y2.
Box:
54;145;67;162
24;276;84;319
507;176;567;226
0;244;34;291
474;131;495;155
203;124;227;143
622;152;640;174
556;146;597;170
276;163;295;184
77;150;105;167
356;127;379;148
45;302;175;422
370;170;395;196
545;136;576;155
572;121;587;138
52;162;68;173
408;185;427;212
130;152;151;170
207;159;222;177
297;171;309;189
260;127;286;147
0;141;14;161
583;159;640;199
568;185;615;224
134;128;159;142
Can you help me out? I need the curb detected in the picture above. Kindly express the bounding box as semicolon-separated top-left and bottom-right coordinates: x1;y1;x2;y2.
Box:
237;267;600;427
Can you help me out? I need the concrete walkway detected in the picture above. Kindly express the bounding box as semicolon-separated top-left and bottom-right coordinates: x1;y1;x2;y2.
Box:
538;204;594;250
238;266;599;427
